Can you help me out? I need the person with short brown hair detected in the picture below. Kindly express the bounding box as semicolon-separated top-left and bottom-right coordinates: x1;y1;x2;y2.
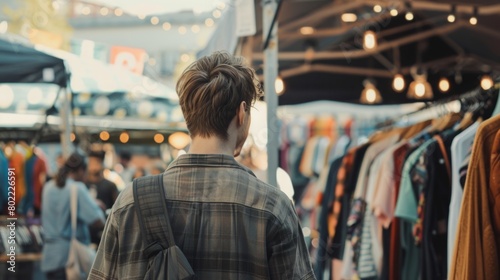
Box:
90;51;315;280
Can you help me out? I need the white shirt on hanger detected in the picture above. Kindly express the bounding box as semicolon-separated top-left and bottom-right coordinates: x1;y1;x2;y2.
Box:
448;121;479;271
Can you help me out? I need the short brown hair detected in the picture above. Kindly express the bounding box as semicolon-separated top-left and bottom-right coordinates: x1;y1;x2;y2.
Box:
176;51;262;140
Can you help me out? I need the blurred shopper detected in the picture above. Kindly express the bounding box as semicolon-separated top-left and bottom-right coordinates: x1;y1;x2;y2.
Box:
86;151;119;210
132;167;145;179
90;51;315;279
41;152;105;280
118;151;135;183
149;160;166;175
239;142;295;202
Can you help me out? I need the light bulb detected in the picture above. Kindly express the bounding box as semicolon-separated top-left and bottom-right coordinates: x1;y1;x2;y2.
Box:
390;8;398;17
154;133;165;144
366;89;376;103
120;132;129;143
373;5;382;13
100;131;110;141
480;75;493;90
151;17;159;25
275;77;285;95
469;17;477;25
341;13;357;23
447;14;456;23
439;77;450;92
405;12;414;21
393;74;405;92
415;82;426;97
363;31;377;50
300;26;315;35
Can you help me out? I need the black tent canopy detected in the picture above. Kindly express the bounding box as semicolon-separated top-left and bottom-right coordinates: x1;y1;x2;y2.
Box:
0;36;67;87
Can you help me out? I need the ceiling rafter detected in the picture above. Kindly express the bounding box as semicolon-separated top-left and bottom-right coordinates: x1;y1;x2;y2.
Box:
253;21;466;61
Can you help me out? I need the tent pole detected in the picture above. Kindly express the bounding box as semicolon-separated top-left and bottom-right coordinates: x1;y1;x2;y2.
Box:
263;0;279;187
59;87;73;159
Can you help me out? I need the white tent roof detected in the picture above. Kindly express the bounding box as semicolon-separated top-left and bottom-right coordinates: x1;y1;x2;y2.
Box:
35;45;178;101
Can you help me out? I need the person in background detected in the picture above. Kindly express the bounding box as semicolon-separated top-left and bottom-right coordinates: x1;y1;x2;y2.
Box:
238;140;295;202
86;151;119;211
41;152;105;280
118;151;135;183
149;161;167;175
90;51;315;279
132;167;145;179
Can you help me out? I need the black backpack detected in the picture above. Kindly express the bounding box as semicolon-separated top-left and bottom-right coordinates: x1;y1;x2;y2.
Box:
133;174;196;280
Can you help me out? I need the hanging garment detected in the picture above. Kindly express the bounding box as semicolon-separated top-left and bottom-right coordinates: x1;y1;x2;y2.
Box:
34;156;48;212
448;122;480;271
329;144;369;280
0;150;8;210
343;135;399;279
8;150;27;211
314;157;344;280
394;139;435;280
449;114;500;280
490;129;500;246
21;154;37;214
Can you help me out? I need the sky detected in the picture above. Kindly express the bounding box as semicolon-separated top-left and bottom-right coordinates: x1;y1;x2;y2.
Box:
85;0;230;16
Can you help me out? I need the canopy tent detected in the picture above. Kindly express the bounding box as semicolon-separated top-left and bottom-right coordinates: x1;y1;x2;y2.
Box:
245;0;500;105
35;45;178;101
0;35;67;87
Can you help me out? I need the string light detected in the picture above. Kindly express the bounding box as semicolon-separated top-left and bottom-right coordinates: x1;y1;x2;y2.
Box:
119;132;129;143
439;77;450;92
448;5;456;23
191;24;200;33
205;18;214;27
405;12;414;21
480;74;493;90
469;6;478;25
341;13;357;23
178;26;187;34
373;5;382;13
390;8;398;17
154;133;165;144
100;131;110;141
392;74;405;92
300;26;315;35
363;30;377;50
275;76;285;95
150;16;159;25
162;22;171;30
114;8;123;16
100;7;109;16
213;10;222;18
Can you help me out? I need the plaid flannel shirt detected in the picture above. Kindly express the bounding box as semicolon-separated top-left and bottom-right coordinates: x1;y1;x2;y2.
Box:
89;154;315;280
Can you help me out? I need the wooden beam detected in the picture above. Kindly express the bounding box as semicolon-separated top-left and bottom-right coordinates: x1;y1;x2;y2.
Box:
253;22;466;61
279;1;364;33
363;0;500;15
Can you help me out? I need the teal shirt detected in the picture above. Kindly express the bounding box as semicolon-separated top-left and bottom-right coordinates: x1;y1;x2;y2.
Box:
41;178;104;272
395;139;435;222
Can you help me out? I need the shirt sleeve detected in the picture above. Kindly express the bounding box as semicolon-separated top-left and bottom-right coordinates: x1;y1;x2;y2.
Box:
76;183;105;225
89;208;119;280
267;205;316;280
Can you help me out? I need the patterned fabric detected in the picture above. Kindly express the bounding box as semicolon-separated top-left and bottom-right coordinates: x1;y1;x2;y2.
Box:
328;148;355;240
347;198;367;272
89;154;315;280
411;150;430;246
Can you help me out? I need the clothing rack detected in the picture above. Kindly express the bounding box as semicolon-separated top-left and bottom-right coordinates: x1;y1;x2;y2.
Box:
376;85;500;129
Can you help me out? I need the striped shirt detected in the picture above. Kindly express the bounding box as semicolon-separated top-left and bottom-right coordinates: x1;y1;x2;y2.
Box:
89;154;315;280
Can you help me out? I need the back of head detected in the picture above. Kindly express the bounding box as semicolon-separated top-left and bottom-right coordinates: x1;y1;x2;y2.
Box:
176;51;262;140
56;152;87;187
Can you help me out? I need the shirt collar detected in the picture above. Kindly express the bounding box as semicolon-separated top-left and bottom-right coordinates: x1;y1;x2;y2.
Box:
167;154;256;177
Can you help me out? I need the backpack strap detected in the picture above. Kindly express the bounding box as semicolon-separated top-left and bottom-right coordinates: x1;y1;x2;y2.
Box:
133;174;176;259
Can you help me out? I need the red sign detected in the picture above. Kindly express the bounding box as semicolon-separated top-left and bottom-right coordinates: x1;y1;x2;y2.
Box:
110;46;147;75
